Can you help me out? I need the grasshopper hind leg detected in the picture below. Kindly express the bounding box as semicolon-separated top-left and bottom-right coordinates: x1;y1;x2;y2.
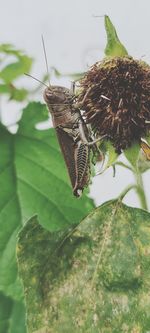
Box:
73;142;90;197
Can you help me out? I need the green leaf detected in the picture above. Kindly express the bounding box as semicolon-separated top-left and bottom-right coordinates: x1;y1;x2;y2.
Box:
124;142;141;169
9;87;28;102
138;158;150;173
17;203;150;332
114;161;133;172
0;44;23;57
51;66;85;81
0;84;28;101
0;55;32;83
0;44;32;99
0;102;94;300
104;15;128;57
0;124;24;300
138;139;150;173
105;141;118;167
0;293;13;333
0;292;26;333
8;300;26;333
100;140;118;172
0;84;10;93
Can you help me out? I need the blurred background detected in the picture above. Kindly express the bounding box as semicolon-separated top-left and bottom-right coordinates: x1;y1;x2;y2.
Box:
1;0;150;209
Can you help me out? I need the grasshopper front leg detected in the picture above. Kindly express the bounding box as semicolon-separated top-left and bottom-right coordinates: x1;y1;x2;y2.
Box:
72;84;107;146
78;119;107;146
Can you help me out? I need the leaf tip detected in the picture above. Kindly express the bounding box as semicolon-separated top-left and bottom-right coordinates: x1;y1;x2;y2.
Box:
104;15;128;57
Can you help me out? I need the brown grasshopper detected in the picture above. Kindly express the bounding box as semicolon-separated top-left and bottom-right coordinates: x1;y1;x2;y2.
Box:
26;37;105;197
43;84;104;197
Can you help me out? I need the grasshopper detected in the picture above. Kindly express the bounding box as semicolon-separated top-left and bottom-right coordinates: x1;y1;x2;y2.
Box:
43;84;104;197
26;37;105;197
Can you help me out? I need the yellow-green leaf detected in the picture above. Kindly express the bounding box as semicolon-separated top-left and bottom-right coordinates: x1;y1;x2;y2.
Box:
104;15;128;57
17;203;150;332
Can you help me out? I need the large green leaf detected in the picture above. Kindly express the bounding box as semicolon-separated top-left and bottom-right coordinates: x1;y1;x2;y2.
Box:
0;292;26;333
0;293;13;333
17;203;150;332
8;300;26;333
0;102;94;300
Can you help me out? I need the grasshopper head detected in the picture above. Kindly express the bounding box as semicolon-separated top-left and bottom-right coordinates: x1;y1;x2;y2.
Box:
43;86;72;107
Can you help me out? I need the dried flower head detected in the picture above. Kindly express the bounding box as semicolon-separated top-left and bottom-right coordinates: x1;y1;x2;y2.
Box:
78;56;150;153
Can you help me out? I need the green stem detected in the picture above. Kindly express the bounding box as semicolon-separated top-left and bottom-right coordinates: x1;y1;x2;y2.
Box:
135;169;148;211
114;161;133;172
118;184;137;202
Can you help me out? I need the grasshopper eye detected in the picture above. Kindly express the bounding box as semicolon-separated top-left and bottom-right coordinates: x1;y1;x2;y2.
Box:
43;88;54;103
45;88;52;99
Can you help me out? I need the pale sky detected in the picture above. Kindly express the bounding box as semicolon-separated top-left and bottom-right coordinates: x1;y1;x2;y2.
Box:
1;0;150;209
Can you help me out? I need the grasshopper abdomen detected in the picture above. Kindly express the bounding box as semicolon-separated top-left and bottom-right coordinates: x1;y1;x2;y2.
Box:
43;85;92;197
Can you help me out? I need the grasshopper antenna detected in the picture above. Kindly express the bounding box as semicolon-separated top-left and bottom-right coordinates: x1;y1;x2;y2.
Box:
41;34;51;87
92;14;105;18
24;73;49;88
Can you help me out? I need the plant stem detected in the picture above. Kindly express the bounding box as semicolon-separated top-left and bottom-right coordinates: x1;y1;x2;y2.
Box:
135;169;148;211
118;184;137;202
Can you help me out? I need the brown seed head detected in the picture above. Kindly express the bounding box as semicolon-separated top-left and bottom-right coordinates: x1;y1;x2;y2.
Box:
78;57;150;153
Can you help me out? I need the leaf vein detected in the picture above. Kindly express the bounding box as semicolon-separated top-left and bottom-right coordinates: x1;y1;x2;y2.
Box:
16;151;70;189
0;194;16;216
17;133;60;155
0;162;12;176
18;177;69;224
